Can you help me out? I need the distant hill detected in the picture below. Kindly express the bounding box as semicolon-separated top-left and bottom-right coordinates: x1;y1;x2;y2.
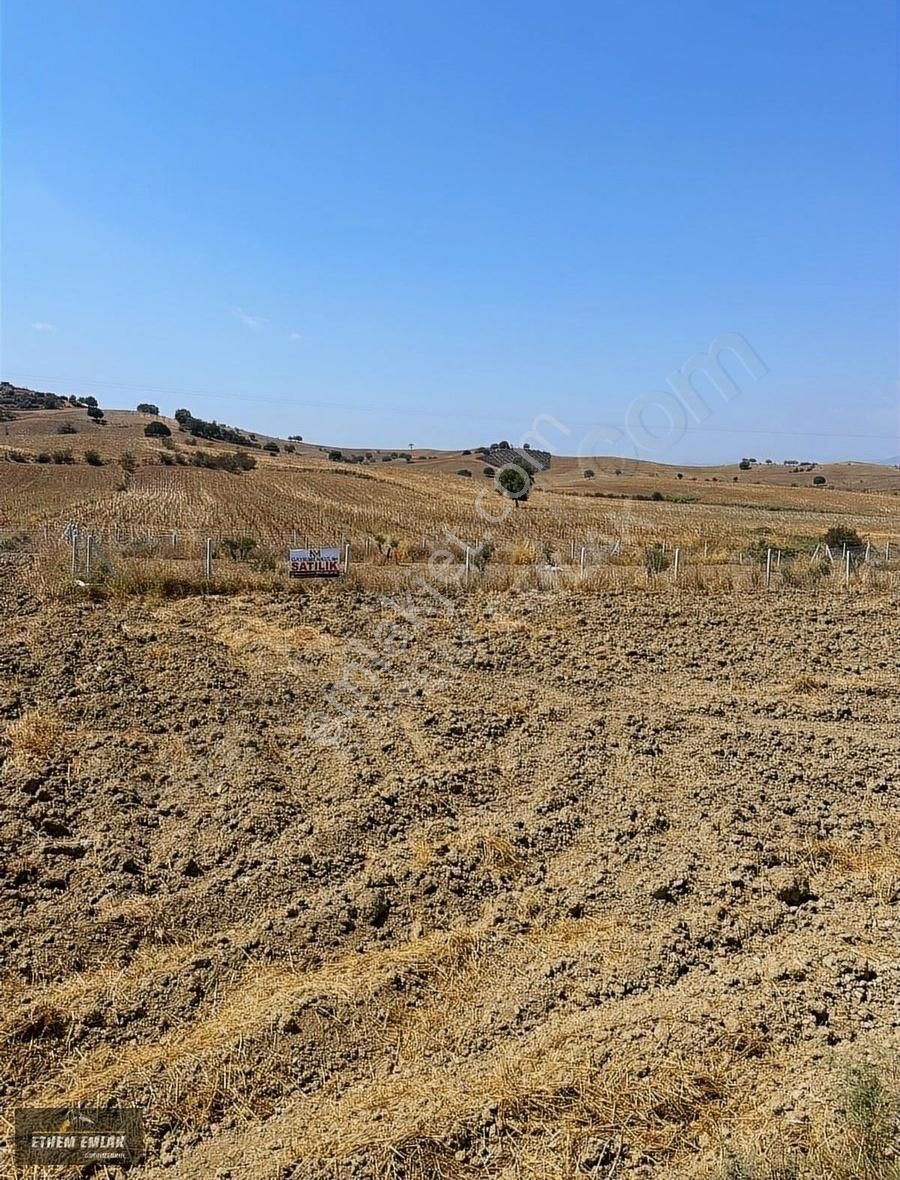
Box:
480;444;552;471
0;381;69;411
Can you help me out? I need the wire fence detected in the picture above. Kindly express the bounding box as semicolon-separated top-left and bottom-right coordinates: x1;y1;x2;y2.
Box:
1;521;895;596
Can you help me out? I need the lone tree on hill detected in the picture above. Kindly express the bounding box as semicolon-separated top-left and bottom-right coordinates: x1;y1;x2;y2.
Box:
136;403;160;415
497;463;533;505
144;420;171;437
86;406;104;421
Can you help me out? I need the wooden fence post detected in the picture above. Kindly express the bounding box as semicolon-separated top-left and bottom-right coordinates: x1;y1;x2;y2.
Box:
673;547;680;584
205;538;213;579
765;548;772;590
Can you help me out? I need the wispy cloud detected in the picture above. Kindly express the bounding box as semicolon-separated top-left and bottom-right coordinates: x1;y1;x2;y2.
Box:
288;330;303;342
31;321;56;332
232;308;264;331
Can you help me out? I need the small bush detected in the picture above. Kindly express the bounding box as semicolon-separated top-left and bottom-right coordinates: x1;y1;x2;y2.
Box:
57;422;78;435
51;449;74;464
136;402;160;414
145;420;171;437
86;406;104;421
823;524;862;548
812;475;826;486
220;536;259;561
36;452;52;464
643;543;670;575
456;468;472;477
471;540;495;571
84;449;104;466
263;441;280;454
583;469;595;479
483;466;495;477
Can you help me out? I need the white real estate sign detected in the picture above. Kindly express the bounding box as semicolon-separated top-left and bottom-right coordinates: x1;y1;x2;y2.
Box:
288;547;342;578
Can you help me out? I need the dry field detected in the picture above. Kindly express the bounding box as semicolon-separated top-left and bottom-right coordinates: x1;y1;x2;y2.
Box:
1;403;900;1178
2;407;900;559
1;561;900;1178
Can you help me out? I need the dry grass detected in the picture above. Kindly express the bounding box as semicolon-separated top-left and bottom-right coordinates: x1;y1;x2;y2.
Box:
4;708;64;765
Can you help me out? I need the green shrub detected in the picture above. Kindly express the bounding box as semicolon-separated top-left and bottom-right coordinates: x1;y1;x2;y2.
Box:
643;543;670;575
220;536;258;561
84;449;104;466
471;540;495;572
823;524;862;548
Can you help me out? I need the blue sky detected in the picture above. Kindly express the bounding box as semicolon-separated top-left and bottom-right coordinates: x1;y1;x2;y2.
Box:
2;0;897;462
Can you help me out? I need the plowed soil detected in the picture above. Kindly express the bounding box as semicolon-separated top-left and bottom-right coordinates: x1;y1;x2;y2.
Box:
1;559;898;1178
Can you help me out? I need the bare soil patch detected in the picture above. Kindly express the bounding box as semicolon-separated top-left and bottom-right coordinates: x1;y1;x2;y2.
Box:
1;569;898;1177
